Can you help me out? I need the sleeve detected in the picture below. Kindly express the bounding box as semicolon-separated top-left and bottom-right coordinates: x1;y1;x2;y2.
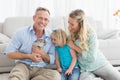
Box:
47;43;55;64
4;31;22;55
82;30;99;62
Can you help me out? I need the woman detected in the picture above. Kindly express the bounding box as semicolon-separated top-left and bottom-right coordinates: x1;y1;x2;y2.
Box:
67;9;120;80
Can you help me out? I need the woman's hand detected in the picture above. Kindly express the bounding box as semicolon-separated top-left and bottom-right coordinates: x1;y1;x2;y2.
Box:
67;40;82;54
67;40;75;49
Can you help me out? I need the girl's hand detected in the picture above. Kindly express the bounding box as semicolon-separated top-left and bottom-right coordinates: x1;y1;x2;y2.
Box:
65;68;72;75
57;67;62;72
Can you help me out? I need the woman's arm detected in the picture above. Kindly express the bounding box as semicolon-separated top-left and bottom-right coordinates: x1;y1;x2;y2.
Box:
67;40;82;55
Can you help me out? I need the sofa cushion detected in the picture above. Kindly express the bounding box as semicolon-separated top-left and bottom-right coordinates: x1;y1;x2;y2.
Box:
99;29;120;39
0;23;3;33
3;17;33;38
86;17;104;39
0;43;8;54
0;54;15;73
0;43;16;73
0;33;10;44
3;17;67;38
99;39;120;65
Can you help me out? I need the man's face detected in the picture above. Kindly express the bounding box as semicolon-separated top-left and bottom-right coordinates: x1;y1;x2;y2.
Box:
33;10;50;31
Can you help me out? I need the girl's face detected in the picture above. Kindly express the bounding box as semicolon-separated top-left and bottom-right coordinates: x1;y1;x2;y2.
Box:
68;17;79;33
51;37;58;46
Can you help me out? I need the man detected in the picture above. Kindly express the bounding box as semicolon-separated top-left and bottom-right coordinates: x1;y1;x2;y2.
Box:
4;7;61;80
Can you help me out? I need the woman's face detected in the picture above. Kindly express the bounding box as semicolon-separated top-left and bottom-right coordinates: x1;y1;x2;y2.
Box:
68;17;79;33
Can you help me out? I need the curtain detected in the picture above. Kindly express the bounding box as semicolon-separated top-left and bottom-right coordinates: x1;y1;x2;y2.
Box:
16;0;54;17
0;0;54;22
52;0;109;29
0;0;120;29
0;0;16;22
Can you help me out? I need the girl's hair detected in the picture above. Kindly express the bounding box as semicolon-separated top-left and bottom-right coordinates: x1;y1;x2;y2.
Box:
69;9;91;51
51;29;67;47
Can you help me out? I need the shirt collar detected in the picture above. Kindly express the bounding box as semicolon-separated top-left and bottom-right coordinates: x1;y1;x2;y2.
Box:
29;25;50;38
29;25;34;31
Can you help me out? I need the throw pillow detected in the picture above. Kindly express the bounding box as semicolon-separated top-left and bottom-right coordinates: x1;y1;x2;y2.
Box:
0;33;10;43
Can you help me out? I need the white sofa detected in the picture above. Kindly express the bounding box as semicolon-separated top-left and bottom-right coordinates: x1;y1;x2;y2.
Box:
0;16;120;73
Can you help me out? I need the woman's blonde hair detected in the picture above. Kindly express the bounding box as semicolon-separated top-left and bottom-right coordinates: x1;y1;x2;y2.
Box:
51;29;67;47
69;9;91;51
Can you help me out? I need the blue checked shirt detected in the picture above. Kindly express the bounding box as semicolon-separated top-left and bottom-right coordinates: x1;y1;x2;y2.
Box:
4;26;55;67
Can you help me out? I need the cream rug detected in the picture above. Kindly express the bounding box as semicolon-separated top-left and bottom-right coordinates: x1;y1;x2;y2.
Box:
0;73;9;80
0;67;119;80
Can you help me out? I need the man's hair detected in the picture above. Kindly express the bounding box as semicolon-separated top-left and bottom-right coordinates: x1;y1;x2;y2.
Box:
35;7;50;15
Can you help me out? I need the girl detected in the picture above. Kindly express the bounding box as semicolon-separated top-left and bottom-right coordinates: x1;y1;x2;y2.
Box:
67;9;120;80
51;29;80;80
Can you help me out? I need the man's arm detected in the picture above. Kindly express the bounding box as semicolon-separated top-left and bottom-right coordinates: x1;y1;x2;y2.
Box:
6;52;29;59
6;51;42;62
38;49;50;63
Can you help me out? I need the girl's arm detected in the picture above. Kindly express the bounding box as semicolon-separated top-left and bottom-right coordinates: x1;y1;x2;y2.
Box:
65;49;77;75
55;52;62;72
68;40;82;55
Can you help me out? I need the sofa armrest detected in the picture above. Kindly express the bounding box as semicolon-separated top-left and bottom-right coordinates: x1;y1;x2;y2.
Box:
0;43;16;73
99;39;120;65
99;29;120;39
0;43;8;54
0;23;3;33
0;53;15;73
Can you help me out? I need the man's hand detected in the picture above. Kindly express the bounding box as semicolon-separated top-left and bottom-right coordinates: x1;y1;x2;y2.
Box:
31;45;43;62
32;45;44;57
32;45;50;63
32;45;41;54
29;53;42;62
